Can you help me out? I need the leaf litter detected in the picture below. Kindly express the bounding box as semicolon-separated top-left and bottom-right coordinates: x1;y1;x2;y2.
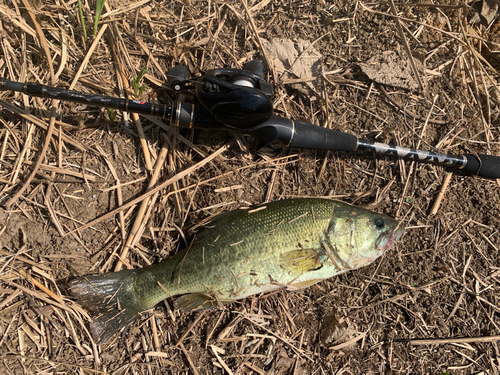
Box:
262;37;323;94
358;50;425;92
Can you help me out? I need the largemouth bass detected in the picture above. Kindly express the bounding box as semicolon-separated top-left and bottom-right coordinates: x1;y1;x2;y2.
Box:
69;198;404;343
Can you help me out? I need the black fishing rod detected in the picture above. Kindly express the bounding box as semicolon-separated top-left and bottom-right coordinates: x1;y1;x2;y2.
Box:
1;60;499;179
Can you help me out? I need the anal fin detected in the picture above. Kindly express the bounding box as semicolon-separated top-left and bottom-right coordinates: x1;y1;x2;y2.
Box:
174;293;229;312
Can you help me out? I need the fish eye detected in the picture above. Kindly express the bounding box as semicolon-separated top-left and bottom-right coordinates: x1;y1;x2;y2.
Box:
374;218;385;229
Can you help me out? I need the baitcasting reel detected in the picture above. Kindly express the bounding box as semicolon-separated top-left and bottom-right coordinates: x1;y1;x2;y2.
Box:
168;60;274;129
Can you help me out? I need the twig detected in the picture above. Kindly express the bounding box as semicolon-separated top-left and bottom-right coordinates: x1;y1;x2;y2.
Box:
176;312;206;347
110;25;153;171
288;32;330;74
6;0;59;208
17;160;99;181
429;172;453;216
179;343;200;375
96;145;126;240
69;24;108;90
243;362;266;375
114;142;169;271
241;313;314;362
0;99;86;151
378;86;448;125
329;332;367;350
9;122;35;185
45;193;65;236
0;354;106;374
240;0;277;84
387;0;424;91
400;335;500;346
210;345;233;375
396;94;438;217
149;314;161;351
359;2;466;46
17;269;64;305
412;3;467;9
66;143;231;234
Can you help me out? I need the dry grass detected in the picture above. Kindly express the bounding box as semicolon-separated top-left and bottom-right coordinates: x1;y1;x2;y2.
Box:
1;0;500;373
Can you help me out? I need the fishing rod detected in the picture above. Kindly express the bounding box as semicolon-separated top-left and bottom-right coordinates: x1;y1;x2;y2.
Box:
1;60;499;179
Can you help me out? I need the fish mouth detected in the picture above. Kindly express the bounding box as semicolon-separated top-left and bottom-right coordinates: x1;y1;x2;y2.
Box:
377;225;405;252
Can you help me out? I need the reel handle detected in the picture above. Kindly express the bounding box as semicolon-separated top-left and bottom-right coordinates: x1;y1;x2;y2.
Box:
243;60;265;79
167;66;189;91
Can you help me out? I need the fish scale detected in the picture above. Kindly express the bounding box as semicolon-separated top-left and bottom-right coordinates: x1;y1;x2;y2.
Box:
69;198;404;343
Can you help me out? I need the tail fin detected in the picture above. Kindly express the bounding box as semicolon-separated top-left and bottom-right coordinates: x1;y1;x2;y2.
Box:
69;269;146;343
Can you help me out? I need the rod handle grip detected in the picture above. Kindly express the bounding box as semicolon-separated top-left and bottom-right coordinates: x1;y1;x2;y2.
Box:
288;120;358;151
0;77;24;92
462;154;500;179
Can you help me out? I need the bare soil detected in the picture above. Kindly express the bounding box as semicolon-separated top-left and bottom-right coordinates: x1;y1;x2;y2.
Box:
1;0;500;374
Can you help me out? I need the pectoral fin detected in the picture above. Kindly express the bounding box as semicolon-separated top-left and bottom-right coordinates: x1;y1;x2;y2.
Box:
174;293;229;312
280;248;325;274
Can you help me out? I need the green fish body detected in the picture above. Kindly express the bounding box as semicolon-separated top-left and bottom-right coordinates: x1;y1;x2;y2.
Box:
69;198;404;343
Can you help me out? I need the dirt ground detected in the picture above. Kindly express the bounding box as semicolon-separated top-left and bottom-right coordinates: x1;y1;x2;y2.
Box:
1;0;500;374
